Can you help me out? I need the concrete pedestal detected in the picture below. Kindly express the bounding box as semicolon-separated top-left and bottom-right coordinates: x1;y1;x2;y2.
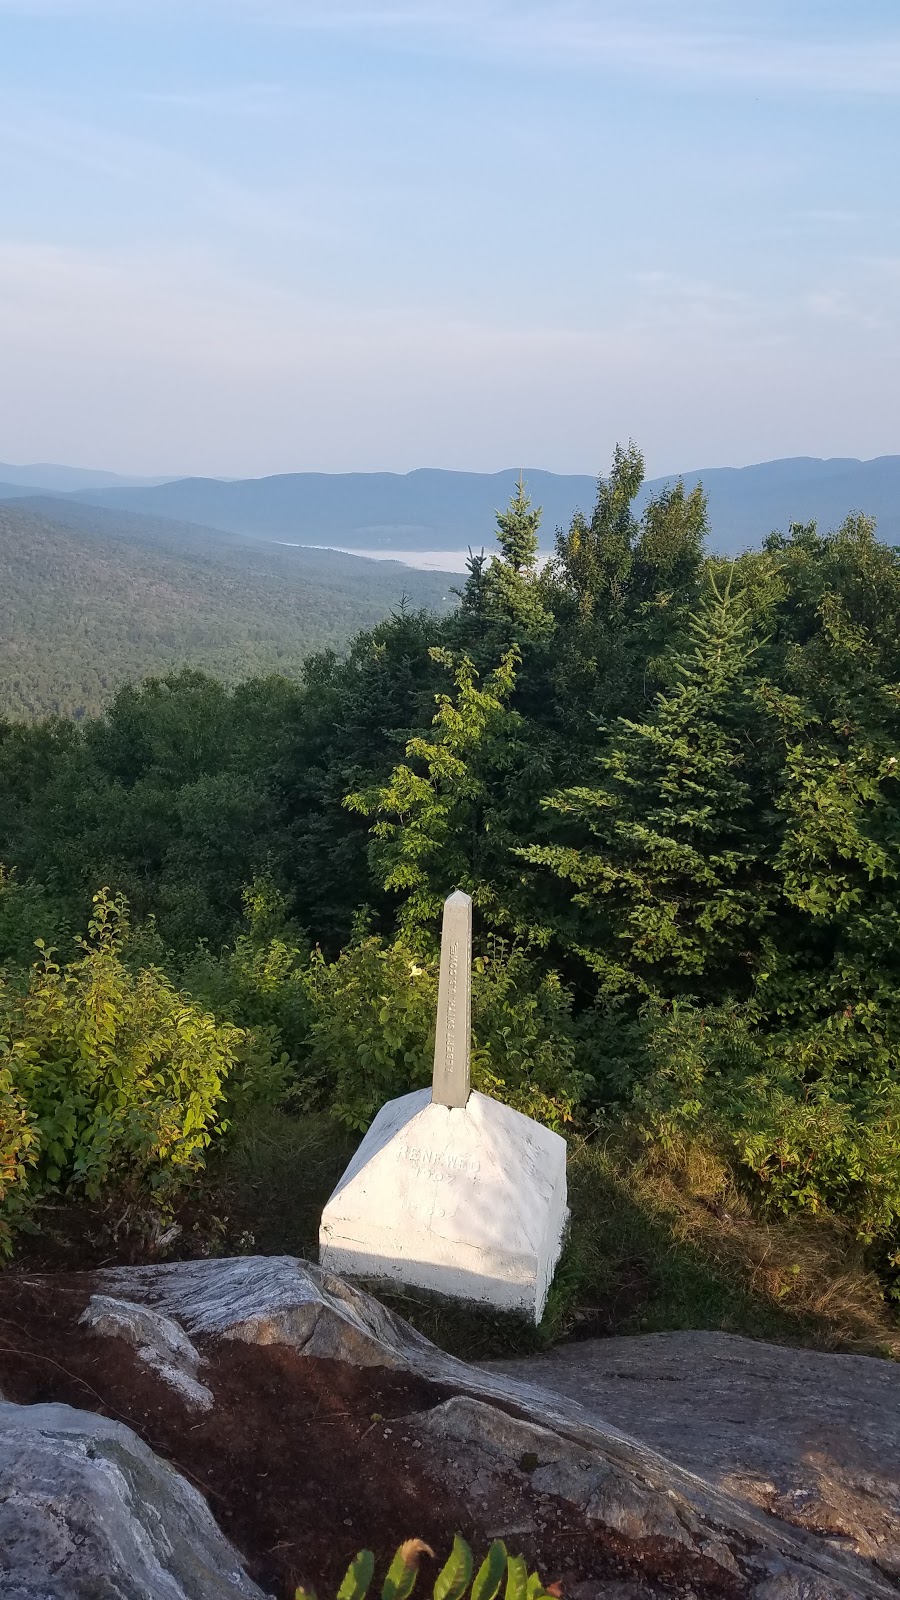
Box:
319;1088;568;1322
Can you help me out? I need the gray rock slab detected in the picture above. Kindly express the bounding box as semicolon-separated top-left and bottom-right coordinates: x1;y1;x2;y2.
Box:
97;1253;440;1366
0;1399;267;1600
485;1333;900;1581
92;1256;898;1598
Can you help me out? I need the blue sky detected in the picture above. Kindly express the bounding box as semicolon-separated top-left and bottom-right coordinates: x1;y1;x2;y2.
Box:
1;1;898;477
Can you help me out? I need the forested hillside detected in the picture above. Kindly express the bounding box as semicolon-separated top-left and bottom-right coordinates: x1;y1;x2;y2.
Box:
2;445;900;1345
0;502;454;719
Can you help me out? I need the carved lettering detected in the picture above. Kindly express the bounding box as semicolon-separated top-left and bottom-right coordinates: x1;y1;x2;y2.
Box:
398;1143;481;1178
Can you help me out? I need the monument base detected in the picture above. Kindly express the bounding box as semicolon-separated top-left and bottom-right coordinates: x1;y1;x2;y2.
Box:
319;1088;569;1323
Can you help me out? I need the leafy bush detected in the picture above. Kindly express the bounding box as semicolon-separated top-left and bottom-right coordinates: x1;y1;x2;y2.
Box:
295;1535;551;1600
175;876;312;1063
304;931;587;1133
0;1060;38;1251
303;935;437;1130
0;865;70;967
470;941;588;1130
0;889;242;1226
623;1001;900;1243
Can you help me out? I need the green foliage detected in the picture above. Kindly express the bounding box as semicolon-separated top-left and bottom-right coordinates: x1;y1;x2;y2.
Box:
465;478;555;643
303;935;436;1130
0;866;70;967
0;889;241;1225
346;647;544;938
295;1538;550;1600
0;503;453;722
553;440;646;617
519;569;775;998
623;1000;900;1243
303;933;584;1133
174;876;311;1095
470;942;586;1130
0;1062;39;1253
495;476;541;573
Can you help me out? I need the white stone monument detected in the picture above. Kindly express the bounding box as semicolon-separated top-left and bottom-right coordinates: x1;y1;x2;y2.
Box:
319;891;569;1322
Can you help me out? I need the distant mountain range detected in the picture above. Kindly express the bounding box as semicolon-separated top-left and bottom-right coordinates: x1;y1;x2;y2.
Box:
0;455;897;554
0;462;176;492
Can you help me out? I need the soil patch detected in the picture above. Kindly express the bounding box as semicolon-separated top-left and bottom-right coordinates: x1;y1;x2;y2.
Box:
0;1271;727;1600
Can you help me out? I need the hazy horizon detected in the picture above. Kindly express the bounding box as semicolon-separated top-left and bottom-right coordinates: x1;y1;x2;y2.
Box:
1;1;898;477
4;450;900;489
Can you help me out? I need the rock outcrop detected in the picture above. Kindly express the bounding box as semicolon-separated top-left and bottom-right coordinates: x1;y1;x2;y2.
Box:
488;1332;900;1584
3;1255;898;1600
0;1400;266;1600
89;1255;898;1599
79;1294;213;1410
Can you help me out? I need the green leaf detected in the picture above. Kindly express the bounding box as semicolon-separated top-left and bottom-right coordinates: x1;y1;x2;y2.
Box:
525;1574;550;1600
504;1555;528;1600
338;1550;376;1600
382;1540;433;1600
433;1535;473;1600
471;1542;507;1600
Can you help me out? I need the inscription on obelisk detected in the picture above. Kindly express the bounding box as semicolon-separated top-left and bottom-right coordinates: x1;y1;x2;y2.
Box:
431;890;472;1109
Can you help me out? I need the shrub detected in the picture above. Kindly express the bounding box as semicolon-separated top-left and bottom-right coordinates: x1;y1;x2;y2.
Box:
625;1000;900;1244
303;932;587;1133
0;888;242;1223
470;940;588;1131
0;1058;38;1253
176;876;312;1067
304;935;437;1130
0;865;69;967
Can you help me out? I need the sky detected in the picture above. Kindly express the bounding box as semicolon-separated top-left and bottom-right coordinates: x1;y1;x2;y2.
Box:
1;0;898;479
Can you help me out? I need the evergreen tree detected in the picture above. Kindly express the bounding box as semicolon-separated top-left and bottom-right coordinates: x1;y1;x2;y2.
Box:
553;441;644;620
520;570;775;999
495;474;541;572
456;478;554;651
345;647;548;942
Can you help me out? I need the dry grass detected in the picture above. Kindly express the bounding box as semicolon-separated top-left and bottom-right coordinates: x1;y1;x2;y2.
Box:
591;1133;900;1358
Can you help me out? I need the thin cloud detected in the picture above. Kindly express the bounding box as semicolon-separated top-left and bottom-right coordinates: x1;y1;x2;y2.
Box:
239;2;900;97
141;83;289;117
0;104;325;242
1;237;897;477
2;1;899;95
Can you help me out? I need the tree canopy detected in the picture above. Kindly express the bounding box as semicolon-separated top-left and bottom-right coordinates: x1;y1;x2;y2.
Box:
3;447;900;1284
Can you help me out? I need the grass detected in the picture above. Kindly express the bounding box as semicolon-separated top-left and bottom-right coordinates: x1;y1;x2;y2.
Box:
205;1107;900;1363
557;1136;900;1356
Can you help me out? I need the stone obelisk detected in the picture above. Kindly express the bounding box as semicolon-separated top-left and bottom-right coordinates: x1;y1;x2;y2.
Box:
431;890;472;1109
319;885;568;1321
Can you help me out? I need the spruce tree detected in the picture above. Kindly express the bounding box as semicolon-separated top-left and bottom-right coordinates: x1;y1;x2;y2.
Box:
520;570;776;999
458;478;553;646
495;474;541;573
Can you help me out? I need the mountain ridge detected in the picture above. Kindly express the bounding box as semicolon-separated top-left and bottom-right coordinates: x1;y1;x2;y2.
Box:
2;454;898;553
73;455;900;553
0;462;177;492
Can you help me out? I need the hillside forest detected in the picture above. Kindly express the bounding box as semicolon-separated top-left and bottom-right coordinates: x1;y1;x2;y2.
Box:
2;444;900;1343
0;499;453;720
